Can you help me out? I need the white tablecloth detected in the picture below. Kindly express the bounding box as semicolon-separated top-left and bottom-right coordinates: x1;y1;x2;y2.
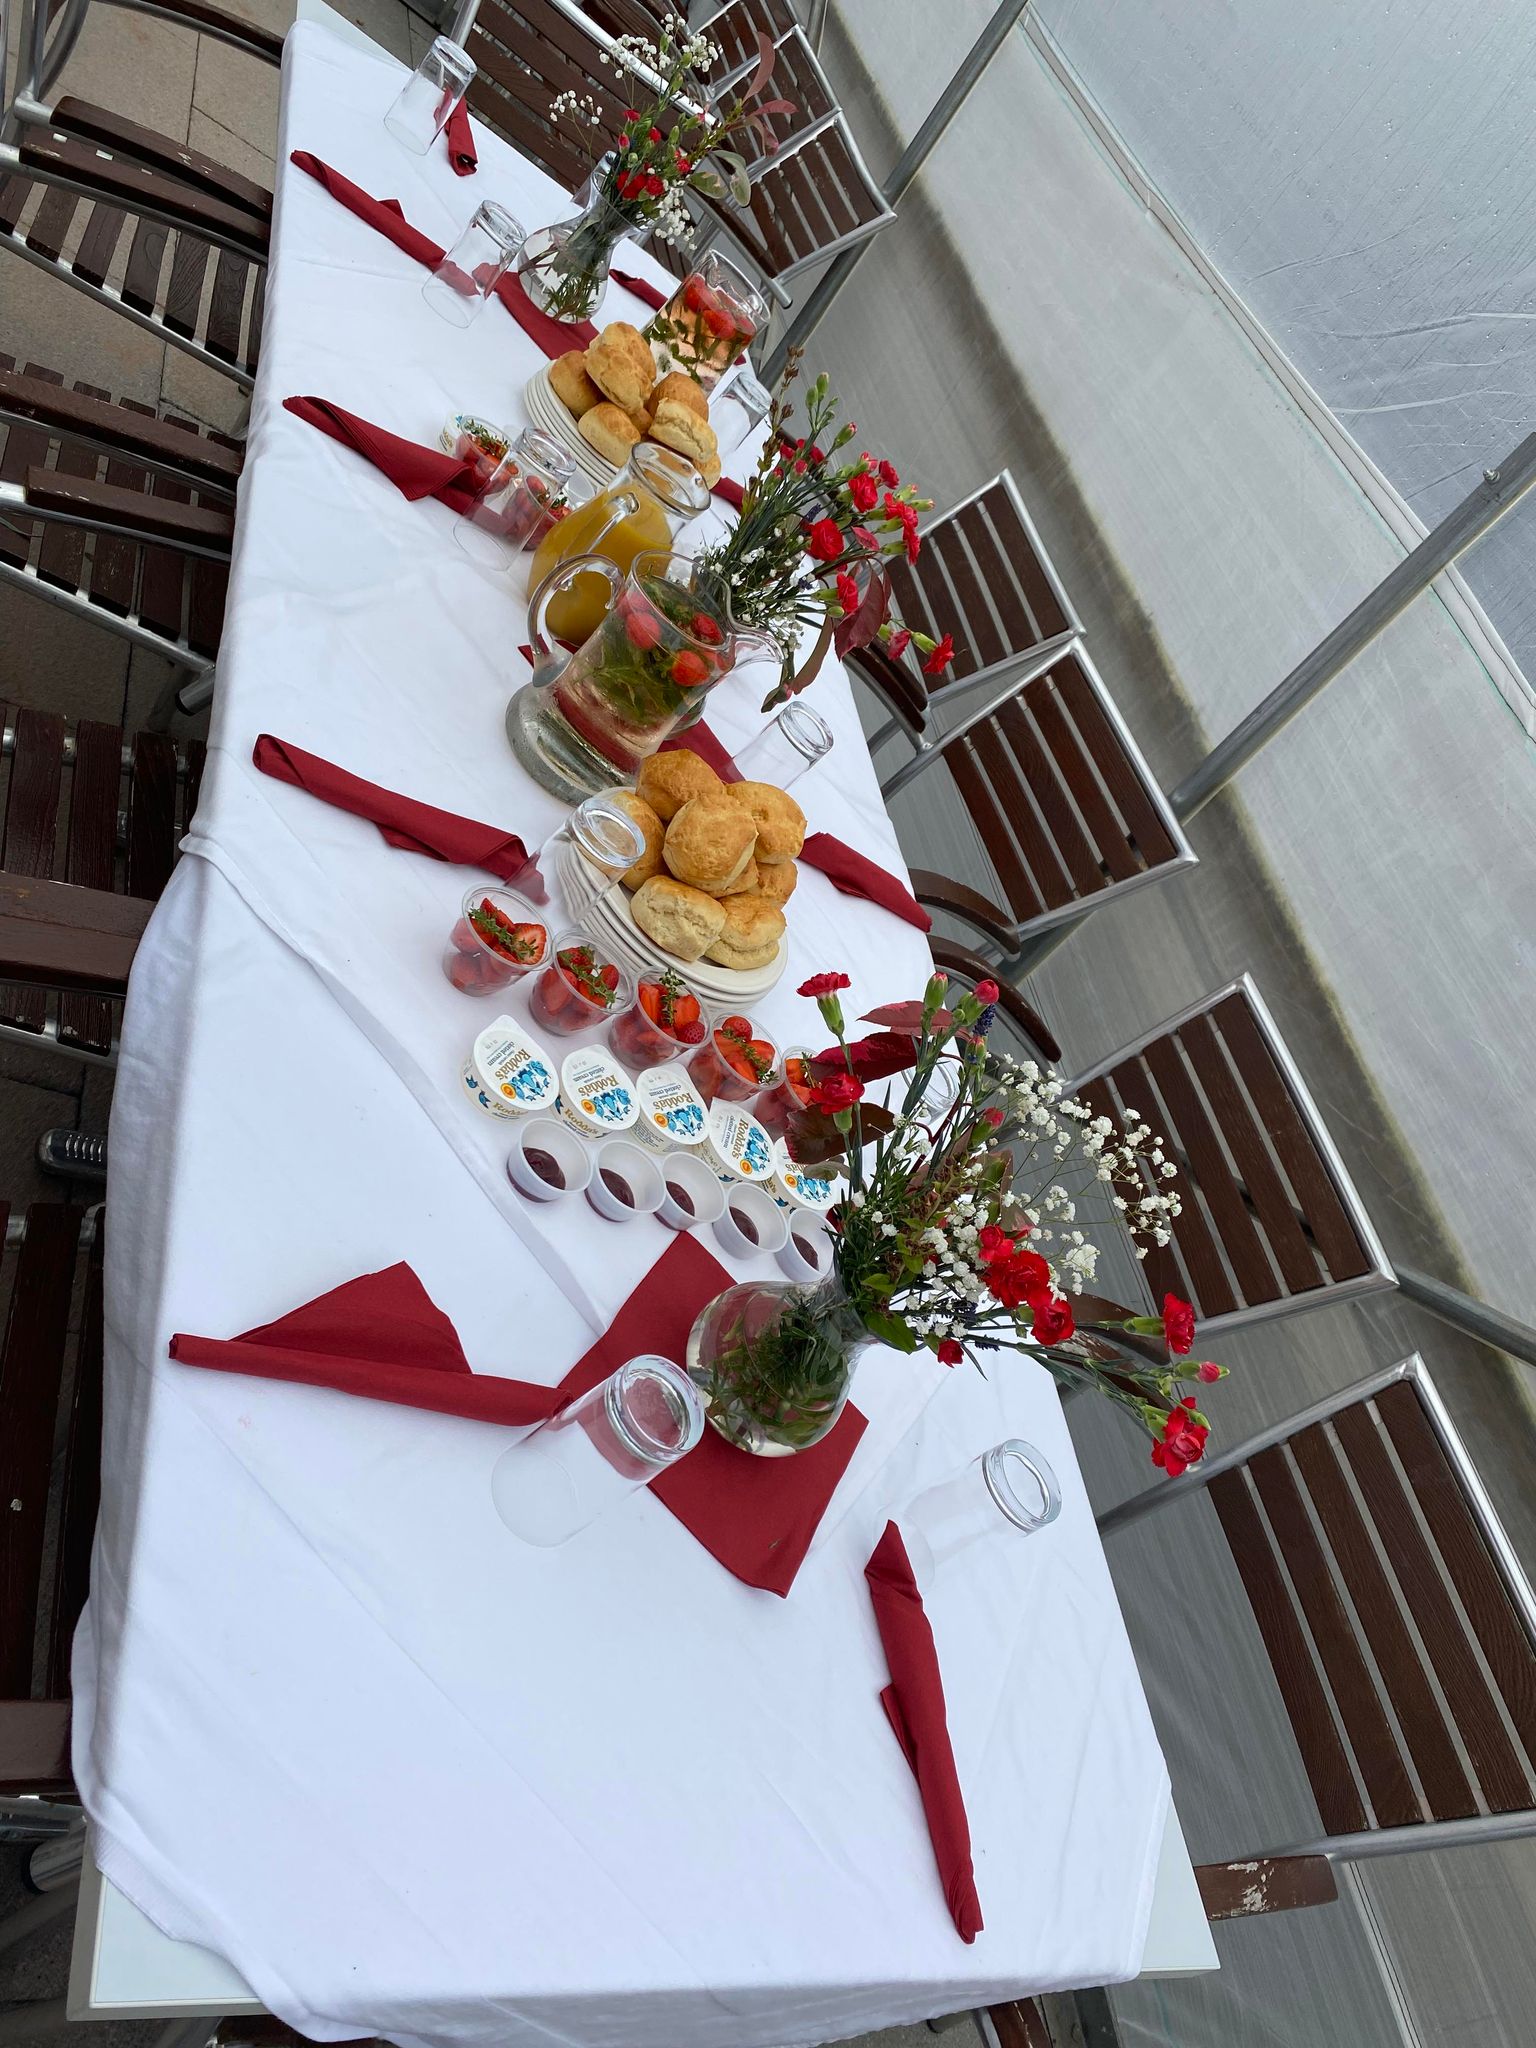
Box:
71;26;1171;2047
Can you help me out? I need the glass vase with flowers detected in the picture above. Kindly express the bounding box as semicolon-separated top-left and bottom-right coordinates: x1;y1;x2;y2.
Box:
686;970;1229;1463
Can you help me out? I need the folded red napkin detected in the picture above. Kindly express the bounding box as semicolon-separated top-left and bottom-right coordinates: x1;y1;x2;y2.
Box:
172;1237;866;1596
290;154;747;508
865;1521;985;1942
283;395;481;511
444;98;477;175
660;725;931;930
252;733;545;894
612;268;667;312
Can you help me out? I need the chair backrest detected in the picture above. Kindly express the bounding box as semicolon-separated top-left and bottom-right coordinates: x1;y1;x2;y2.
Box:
707;113;892;283
886;472;1083;700
1205;1360;1536;1845
1069;976;1393;1336
0;705;200;1055
0;1203;100;1796
934;646;1194;939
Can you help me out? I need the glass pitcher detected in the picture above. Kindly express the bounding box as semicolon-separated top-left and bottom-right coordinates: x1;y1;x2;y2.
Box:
525;443;711;646
507;550;781;801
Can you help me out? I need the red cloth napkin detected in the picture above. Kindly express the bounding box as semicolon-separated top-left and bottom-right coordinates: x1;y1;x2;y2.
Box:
865;1521;985;1942
291;150;445;267
660;727;931;930
444;98;477;175
283;395;481;511
171;1237;866;1596
252;733;545;894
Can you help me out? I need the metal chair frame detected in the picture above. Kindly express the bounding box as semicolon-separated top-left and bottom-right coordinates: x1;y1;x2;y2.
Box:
1099;1354;1536;1871
1065;973;1395;1337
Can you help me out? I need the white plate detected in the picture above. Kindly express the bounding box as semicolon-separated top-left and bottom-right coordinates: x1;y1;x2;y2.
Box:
523;366;623;490
558;839;786;1001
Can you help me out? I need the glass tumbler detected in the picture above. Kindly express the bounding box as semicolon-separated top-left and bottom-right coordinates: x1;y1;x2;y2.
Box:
490;1355;704;1546
732;702;834;788
455;427;578;568
423;199;526;328
542;789;648;920
384;36;476;155
711;365;770;457
900;1440;1062;1586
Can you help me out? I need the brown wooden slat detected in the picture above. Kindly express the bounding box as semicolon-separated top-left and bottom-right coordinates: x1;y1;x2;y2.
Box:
52;98;273;221
964;488;1072;643
36;436;99;597
57;719;123;1056
186;557;229;658
46;1222;102;1697
944;731;1051;925
1052;656;1180;868
0;368;242;492
1333;1398;1531;1812
995;693;1104;899
0;707;67;1035
1081;1075;1186;1309
72;379;139;620
163;232;213;341
908;867;1017;950
1196;1855;1338;1919
774;142;838;262
1375;1381;1536;1775
0;873;149;995
1213;993;1374;1283
1144;1028;1280;1308
1178;1010;1322;1299
121;214;170;315
1289;1417;1478;1819
1115;1046;1240;1317
952;497;1046;655
244;264;265;374
126;732;179;901
795;124;862;238
24;181;80;264
0;1699;73;1795
0;1205;83;1695
1029;676;1141;885
1249;1444;1421;1826
921;520;1005;673
969;711;1076;905
205;247;251;365
71;200;128;288
0;363;52;570
16;135;268;261
986;1999;1053;2048
23;468;234;551
1211;1467;1368;1834
0;177;34;236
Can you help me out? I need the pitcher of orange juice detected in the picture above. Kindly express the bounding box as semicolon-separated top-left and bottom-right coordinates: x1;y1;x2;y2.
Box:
526;443;711;643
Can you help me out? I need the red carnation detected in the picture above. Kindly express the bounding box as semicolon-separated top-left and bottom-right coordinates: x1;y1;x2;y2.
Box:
982;1243;1051;1309
805;518;842;562
648;126;663;141
848;469;879;513
798;971;851;999
983;1106;1005;1128
835;571;860;616
1162;1293;1197;1356
978;1223;1011;1255
879;458;900;487
973;979;999;1006
902;521;921;563
1029;1290;1075;1345
811;1070;864;1111
885;627;912;660
1196;1361;1222;1384
923;633;955;675
937;1338;963;1367
1151;1405;1210;1478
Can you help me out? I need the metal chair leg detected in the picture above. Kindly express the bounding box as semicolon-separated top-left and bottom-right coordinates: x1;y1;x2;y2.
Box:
26;1823;85;1892
175;671;216;717
36;1129;107;1183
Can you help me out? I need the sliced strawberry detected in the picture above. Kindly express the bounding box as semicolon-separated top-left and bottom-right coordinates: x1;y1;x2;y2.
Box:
691;613;724;645
672;990;701;1029
703;306;735;340
638;979;665;1026
670;650;710;690
624;605;663;653
510;921;547;964
682;275;715;316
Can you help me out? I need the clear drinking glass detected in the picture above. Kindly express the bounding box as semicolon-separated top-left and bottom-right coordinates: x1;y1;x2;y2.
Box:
732;702;834;788
900;1440;1062;1585
490;1355;704;1546
423;200;526;328
455;427;578;568
711;365;771;457
543;789;648;921
384;36;476;155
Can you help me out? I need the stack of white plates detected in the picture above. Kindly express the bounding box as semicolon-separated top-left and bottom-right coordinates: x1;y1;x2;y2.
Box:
524;367;622;489
558;839;786;1000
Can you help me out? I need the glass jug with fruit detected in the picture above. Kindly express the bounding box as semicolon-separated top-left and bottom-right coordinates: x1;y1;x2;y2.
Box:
525;443;711;647
508;550;783;802
645;252;768;397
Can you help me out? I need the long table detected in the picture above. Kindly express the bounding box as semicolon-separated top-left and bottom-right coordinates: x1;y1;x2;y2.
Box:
71;23;1210;2045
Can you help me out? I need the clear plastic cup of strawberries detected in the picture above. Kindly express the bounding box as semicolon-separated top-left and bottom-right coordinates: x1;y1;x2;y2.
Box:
687;1012;778;1105
528;933;631;1037
751;1047;816;1138
442;887;549;996
607;969;710;1071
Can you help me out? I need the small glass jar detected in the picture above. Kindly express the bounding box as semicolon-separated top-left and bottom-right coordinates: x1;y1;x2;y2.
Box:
732;702;834;790
528;933;631;1037
490;1355;704;1546
384;35;476;155
442;886;548;996
423;199;526;328
711;364;771;457
901;1441;1063;1586
752;1046;815;1139
607;971;710;1071
455;427;577;568
687;1014;778;1105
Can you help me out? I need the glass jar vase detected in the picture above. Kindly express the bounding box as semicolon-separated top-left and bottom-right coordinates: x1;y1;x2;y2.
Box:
684;1269;874;1458
515;192;634;324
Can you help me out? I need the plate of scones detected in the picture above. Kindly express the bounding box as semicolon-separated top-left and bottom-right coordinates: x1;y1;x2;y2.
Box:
525;320;721;490
555;748;802;1000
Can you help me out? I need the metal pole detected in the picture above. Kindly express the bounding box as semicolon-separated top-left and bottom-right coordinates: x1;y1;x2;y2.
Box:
1396;1266;1536;1371
1169;436;1536;823
762;0;1031;382
443;0;480;46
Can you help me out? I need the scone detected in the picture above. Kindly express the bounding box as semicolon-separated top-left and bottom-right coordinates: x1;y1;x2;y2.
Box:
584;322;655;414
756;858;797;907
631;875;727;963
549;349;602;418
726;780;806;864
704;893;786;971
699;451;722;488
636;748;724;822
593;789;664;890
716;856;760;898
647;399;717;476
664;796;758;894
578;402;642;466
652;371;708;420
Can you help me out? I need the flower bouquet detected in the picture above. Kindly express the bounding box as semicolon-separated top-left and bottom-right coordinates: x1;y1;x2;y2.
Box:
521;14;795;321
686;969;1227;1465
690;352;956;708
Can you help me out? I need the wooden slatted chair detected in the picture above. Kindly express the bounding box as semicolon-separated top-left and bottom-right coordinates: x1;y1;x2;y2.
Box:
1099;1356;1536;1893
1065;975;1394;1337
0;354;237;701
0;0;275;389
0;704;204;1062
899;644;1195;971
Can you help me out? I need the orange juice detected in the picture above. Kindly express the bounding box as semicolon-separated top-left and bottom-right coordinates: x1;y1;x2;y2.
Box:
529;484;672;643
